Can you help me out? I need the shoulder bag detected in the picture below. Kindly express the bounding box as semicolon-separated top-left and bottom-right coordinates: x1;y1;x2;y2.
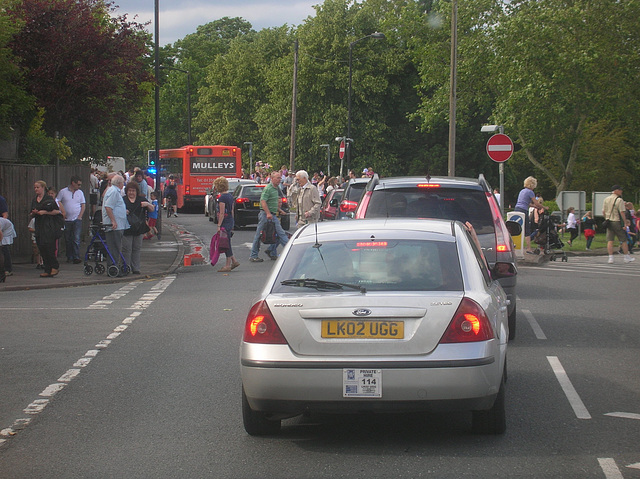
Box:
602;198;619;230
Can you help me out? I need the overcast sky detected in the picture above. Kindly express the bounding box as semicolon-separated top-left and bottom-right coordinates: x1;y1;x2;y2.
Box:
112;0;318;45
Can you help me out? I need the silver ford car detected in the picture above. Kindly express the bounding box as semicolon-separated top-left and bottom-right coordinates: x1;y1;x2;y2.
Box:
240;219;512;436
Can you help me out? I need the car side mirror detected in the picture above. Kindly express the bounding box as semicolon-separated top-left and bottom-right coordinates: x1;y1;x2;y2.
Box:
505;220;522;237
492;262;517;279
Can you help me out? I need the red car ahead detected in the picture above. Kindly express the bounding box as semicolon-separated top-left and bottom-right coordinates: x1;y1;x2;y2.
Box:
319;188;343;221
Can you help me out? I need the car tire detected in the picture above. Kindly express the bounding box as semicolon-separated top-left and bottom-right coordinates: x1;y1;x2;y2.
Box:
242;387;281;436
472;374;506;435
508;308;516;341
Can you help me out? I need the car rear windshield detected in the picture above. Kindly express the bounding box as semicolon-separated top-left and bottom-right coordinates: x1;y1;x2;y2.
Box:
273;239;463;292
238;185;266;198
345;183;366;201
365;187;494;235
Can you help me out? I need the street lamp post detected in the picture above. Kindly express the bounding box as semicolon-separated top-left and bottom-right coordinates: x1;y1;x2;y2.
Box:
320;144;331;177
243;142;253;179
347;32;385;173
481;124;505;213
159;66;192;145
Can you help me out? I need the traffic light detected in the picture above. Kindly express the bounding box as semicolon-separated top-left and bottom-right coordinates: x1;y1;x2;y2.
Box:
148;149;157;166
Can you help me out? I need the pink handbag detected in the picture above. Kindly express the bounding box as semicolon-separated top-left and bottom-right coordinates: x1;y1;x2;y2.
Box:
210;232;221;266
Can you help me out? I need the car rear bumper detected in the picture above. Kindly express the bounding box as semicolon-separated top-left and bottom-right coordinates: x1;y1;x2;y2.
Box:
241;344;504;414
236;209;260;225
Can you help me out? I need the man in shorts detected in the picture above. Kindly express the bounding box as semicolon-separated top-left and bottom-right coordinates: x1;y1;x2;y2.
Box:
603;185;635;264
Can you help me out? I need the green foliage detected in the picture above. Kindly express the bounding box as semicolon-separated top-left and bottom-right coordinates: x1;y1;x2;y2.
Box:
5;0;635;204
21;108;71;164
491;0;640;197
0;9;33;140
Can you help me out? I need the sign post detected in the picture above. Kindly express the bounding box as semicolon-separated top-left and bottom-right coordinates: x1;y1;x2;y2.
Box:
486;133;514;214
339;140;346;178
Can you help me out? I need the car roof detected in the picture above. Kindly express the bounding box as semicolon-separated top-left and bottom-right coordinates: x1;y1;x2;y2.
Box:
295;217;458;240
369;175;488;191
347;177;371;185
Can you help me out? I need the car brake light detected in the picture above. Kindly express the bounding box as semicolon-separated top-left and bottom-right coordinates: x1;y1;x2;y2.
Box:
439;298;494;343
486;193;512;254
417;184;441;188
236;197;249;204
243;301;288;344
340;200;358;213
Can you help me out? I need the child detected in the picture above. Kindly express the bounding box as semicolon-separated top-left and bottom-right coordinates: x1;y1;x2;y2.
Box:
28;217;43;268
144;191;159;239
581;211;596;250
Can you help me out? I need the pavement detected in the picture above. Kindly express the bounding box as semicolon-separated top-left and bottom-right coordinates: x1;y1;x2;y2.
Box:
0;226;186;292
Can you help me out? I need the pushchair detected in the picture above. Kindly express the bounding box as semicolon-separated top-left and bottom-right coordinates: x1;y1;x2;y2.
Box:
83;210;129;277
533;212;567;262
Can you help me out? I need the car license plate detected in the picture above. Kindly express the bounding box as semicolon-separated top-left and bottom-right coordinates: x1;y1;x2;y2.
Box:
322;320;404;339
343;369;382;398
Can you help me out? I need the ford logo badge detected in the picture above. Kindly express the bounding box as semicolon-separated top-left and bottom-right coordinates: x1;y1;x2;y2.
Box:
352;308;372;317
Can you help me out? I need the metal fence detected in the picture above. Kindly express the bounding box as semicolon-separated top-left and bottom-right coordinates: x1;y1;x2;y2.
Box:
0;164;90;261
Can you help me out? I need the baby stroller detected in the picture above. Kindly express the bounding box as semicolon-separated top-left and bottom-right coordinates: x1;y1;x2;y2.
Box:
533;212;567;262
83;210;129;277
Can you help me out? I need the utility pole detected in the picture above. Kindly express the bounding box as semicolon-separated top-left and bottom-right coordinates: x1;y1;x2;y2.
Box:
448;0;458;177
289;39;298;172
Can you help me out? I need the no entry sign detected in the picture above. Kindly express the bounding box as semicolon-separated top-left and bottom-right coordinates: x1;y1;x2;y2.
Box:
339;140;346;160
486;134;514;163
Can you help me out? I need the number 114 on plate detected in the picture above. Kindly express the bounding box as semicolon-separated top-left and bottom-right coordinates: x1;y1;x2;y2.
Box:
343;369;382;398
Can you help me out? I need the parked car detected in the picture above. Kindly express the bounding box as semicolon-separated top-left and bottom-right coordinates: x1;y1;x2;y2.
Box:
320;188;344;221
240;218;511;436
354;174;519;340
205;178;256;219
233;183;290;230
337;178;369;219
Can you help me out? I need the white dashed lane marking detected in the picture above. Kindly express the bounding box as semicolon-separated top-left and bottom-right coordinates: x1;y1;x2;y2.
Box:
0;275;176;447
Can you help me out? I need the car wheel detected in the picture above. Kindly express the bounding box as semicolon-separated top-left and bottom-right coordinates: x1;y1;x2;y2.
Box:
242;387;281;436
472;374;506;435
508;308;516;341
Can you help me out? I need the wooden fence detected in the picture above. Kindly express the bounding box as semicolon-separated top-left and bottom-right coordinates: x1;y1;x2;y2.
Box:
0;164;90;261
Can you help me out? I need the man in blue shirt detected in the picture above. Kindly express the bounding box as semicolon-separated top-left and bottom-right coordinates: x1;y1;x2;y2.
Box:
102;175;129;273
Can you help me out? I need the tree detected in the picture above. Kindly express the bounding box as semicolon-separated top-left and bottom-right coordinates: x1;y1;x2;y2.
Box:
0;9;33;144
157;18;256;149
6;0;153;161
490;0;640;197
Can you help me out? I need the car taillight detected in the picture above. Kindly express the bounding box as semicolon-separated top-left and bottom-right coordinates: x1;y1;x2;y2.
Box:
340;200;358;213
486;193;512;254
236;197;249;204
243;301;287;344
439;298;494;343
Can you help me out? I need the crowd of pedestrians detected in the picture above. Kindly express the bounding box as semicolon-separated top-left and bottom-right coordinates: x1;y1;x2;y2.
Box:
0;166;163;284
2;166;639;284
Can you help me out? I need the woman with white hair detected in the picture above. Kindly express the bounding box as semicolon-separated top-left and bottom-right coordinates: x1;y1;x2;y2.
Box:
514;176;547;254
295;170;322;227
